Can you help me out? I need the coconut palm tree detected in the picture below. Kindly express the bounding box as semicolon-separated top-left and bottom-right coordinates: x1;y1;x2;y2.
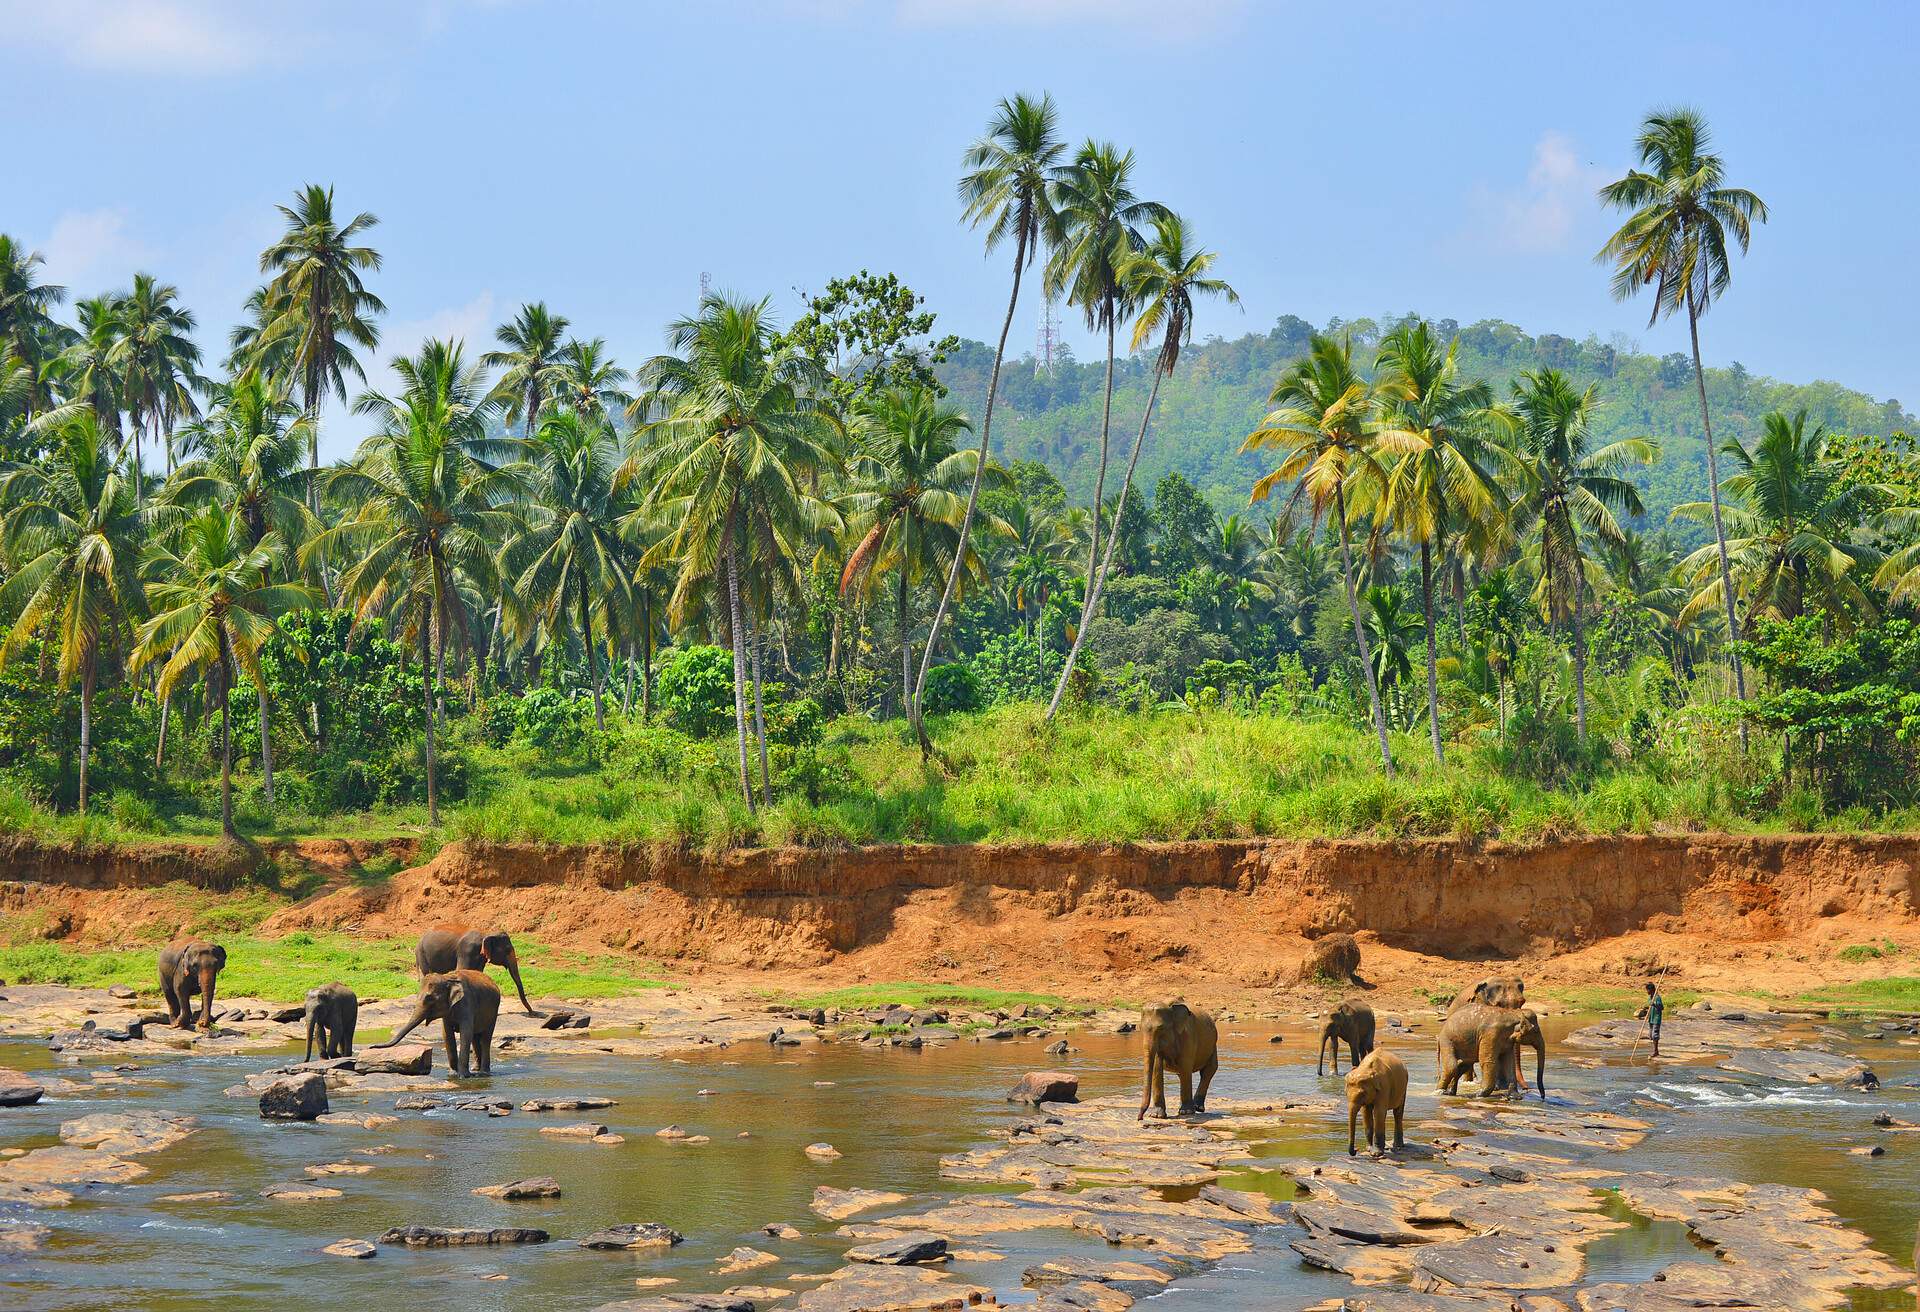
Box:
916;93;1065;746
1362;584;1423;695
134;508;315;837
553;337;630;421
1371;320;1507;764
258;184;385;509
0;411;147;814
1598;108;1767;713
111;274;205;497
46;296;126;442
1242;334;1404;773
1047;211;1232;718
624;294;837;810
837;385;981;714
1506;368;1655;740
0;236;64;422
1672;410;1887;629
483;302;571;438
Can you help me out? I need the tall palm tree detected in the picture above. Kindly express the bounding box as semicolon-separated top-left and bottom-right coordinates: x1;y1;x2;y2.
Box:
553;338;630;421
838;385;981;714
311;340;524;822
1507;368;1655;740
134;508;315;838
506;407;629;729
1598;108;1766;714
916;93;1065;745
48;296;126;442
483;303;571;438
1371;320;1507;764
258;184;384;510
625;294;837;810
1242;334;1403;773
0;236;64;423
111;273;204;494
0;412;147;814
1673;410;1887;628
1047;211;1232;717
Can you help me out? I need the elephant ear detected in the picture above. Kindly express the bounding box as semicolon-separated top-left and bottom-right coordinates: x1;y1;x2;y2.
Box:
448;981;467;1008
210;946;227;969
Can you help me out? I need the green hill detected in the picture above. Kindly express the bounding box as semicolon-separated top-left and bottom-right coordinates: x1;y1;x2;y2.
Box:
934;314;1914;545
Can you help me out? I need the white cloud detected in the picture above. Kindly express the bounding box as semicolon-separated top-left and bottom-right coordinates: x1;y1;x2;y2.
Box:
1466;130;1608;255
0;0;273;73
39;208;155;291
873;0;1246;32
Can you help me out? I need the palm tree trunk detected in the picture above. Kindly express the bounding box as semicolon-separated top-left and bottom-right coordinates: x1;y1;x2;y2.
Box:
1047;359;1164;719
750;615;770;806
621;639;635;715
578;572;604;730
1569;569;1589;743
258;683;276;805
725;527;755;812
419;607;438;824
640;589;653;722
78;657;95;816
898;564;912;721
155;693;170;768
1336;484;1393;776
913;225;1029;756
1420;541;1443;766
1079;307;1118;623
1687;288;1748;745
219;665;235;839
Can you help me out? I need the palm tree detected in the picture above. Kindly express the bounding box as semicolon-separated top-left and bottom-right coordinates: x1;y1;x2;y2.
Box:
1047;211;1233;718
1465;567;1529;738
0;412;147;814
483;303;571;438
1242;334;1403;773
311;340;523;823
1507;368;1655;740
1672;410;1887;629
49;296;126;441
0;236;64;422
1371;320;1507;764
838;385;980;714
1046;141;1167;650
1598;108;1767;714
625;294;837;810
111;274;204;494
916;93;1064;746
134;508;315;837
506;407;629;729
1362;584;1423;694
258;184;385;509
553;338;630;421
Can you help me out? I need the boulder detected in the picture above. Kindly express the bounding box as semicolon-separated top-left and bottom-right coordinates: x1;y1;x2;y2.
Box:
0;1068;45;1107
805;1142;842;1160
1298;932;1361;984
270;1005;308;1024
474;1176;563;1200
107;985;136;999
259;1072;329;1121
379;1225;549;1246
1007;1072;1079;1105
715;1246;779;1274
845;1232;950;1265
355;1046;432;1076
541;1009;580;1030
764;1221;804;1239
580;1222;684;1249
539;1123;608;1139
522;1097;615;1112
591;1298;754;1312
322;1239;376;1259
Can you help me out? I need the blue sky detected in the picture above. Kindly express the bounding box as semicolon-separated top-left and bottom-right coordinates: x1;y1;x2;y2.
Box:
4;1;1915;457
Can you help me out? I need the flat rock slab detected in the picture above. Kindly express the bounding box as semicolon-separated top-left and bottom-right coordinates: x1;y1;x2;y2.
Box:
316;1111;399;1129
474;1176;562;1200
845;1232;949;1265
522;1097;615;1111
540;1123;610;1139
580;1222;684;1249
1288;1234;1417;1283
379;1225;549;1246
322;1239;376;1259
304;1162;375;1178
593;1298;756;1312
715;1246;779;1274
792;1264;994;1312
1023;1255;1176;1291
813;1186;908;1220
59;1112;194;1155
1295;1200;1434;1247
261;1182;343;1201
1412;1233;1583;1292
0;1182;72;1207
0;1222;51;1255
0;1146;147;1186
155;1191;232;1203
1719;1048;1875;1085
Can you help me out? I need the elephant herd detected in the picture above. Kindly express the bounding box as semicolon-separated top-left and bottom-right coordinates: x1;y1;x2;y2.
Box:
154;925;542;1078
1140;974;1549;1156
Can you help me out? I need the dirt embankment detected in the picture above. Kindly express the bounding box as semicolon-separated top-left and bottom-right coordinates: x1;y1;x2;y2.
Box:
4;833;1917;1003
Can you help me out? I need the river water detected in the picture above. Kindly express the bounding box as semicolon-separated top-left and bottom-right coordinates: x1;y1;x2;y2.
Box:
2;1012;1916;1311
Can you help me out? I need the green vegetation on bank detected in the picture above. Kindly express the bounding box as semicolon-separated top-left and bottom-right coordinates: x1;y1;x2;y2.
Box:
1795;977;1920;1014
775;981;1077;1014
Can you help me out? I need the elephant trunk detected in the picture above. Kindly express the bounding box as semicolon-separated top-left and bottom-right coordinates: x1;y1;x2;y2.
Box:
1317;1029;1329;1076
500;952;539;1018
304;1007;319;1062
375;1002;431;1049
1532;1037;1546;1100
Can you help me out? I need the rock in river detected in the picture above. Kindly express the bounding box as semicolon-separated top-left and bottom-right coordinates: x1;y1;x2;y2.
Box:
845;1232;949;1265
259;1072;328;1121
1720;1048;1877;1085
474;1176;563;1200
592;1297;754;1312
379;1225;549;1246
812;1186;907;1220
805;1142;842;1160
1007;1071;1079;1105
322;1239;376;1259
0;1068;45;1106
580;1222;684;1249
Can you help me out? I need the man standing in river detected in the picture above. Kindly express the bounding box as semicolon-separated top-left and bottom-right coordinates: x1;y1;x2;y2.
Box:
1637;981;1664;1060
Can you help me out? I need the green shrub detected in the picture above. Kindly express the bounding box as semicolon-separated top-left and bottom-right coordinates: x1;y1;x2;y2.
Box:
103;792;165;835
922;662;983;715
657;646;735;736
516;687;589;751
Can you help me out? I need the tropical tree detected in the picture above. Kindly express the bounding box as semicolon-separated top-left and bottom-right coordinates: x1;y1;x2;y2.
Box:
483;302;571;438
48;296;126;441
258;184;384;508
111;273;204;491
552;337;630;421
0;236;64;421
916;93;1064;747
1506;368;1655;740
0;412;147;814
1599;108;1767;715
1047;211;1232;717
134;508;314;836
1242;334;1403;773
1362;584;1423;694
1371;320;1507;763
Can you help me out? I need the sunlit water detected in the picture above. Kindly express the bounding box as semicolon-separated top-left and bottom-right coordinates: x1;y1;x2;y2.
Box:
2;1012;1916;1310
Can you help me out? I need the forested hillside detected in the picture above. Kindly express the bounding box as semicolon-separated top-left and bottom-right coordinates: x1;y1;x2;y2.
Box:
937;314;1915;542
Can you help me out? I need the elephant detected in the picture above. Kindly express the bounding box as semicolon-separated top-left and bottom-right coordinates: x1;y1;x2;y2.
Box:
1317;1000;1376;1075
1437;1003;1546;1099
1447;975;1526;1014
415;926;539;1017
1138;1000;1219;1121
303;983;359;1061
376;969;501;1077
157;940;226;1031
1345;1048;1408;1156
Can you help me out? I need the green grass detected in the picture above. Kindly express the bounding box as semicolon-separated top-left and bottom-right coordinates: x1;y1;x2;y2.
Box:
774;981;1083;1013
1542;984;1703;1012
1795;977;1920;1013
0;933;670;1004
1834;940;1904;963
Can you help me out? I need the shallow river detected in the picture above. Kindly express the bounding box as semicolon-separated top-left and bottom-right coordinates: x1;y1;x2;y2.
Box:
2;1012;1917;1311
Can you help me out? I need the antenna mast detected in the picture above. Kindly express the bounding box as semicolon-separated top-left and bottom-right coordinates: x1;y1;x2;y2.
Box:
1037;296;1059;371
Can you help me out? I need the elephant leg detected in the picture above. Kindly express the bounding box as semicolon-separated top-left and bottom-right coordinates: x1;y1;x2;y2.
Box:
1392;1104;1405;1150
477;1032;492;1075
1140;1051;1162;1121
1194;1053;1218;1112
1475;1031;1501;1097
161;974;181;1024
1177;1068;1195;1116
441;1017;459;1073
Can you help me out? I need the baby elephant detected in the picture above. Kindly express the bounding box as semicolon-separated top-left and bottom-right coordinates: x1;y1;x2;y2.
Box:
157;940;226;1031
376;969;501;1077
304;983;359;1061
1138;1000;1219;1121
1318;1000;1376;1075
1345;1048;1408;1156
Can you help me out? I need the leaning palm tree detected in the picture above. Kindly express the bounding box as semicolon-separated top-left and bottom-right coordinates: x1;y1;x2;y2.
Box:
111;273;204;492
1506;368;1655;740
838;385;981;715
1047;211;1233;718
258;184;385;509
0;411;147;814
625;294;837;809
915;93;1065;748
1370;320;1508;764
484;303;571;438
134;508;315;837
1046;141;1167;643
1242;334;1403;773
1598;108;1766;714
